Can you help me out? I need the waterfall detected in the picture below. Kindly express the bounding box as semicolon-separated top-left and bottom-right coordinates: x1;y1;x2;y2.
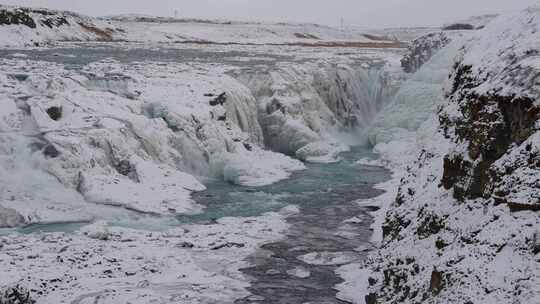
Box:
233;62;400;160
367;39;465;146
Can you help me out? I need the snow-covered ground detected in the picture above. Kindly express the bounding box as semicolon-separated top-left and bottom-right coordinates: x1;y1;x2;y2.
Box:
336;7;540;304
106;15;398;46
0;5;121;47
0;207;295;303
0;5;404;48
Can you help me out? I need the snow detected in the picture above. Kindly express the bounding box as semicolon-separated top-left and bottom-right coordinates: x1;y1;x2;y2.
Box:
297;251;359;266
286;267;311;279
0;207;291;303
0;5;402;48
335;264;371;304
119;21;370;45
4;4;538;304
104;15;396;45
0;56;309;225
367;36;466;145
0;5;119;47
336;7;540;304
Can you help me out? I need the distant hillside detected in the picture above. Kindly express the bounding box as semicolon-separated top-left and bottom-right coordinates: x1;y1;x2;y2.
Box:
0;5;403;48
102;14;399;46
0;5;124;47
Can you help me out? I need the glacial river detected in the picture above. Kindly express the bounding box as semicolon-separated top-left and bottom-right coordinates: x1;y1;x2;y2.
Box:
191;146;389;304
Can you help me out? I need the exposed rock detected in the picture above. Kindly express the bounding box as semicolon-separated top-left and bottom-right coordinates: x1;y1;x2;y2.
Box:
43;144;60;158
429;269;443;295
365;293;378;304
46;106;62;121
209;92;227;106
442;23;475;30
211;242;245;250
401;32;451;73
0;285;36;304
114;160;139;182
0;206;25;228
0;8;36;28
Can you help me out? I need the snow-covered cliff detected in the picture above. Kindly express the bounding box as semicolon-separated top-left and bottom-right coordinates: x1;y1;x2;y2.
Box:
339;7;540;304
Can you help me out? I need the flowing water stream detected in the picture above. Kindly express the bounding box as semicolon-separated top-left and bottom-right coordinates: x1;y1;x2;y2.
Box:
191;146;390;304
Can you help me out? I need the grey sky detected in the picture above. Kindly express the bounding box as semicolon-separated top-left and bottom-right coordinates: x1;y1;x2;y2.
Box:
2;0;538;27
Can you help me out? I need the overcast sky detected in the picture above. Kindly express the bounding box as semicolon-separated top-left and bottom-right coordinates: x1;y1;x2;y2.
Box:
2;0;538;27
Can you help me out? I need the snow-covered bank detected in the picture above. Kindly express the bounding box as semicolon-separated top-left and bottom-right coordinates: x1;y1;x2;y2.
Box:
0;207;293;303
337;7;540;304
0;5;120;47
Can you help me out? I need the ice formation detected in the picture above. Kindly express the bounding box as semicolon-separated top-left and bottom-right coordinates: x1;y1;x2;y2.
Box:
235;62;399;161
367;34;466;145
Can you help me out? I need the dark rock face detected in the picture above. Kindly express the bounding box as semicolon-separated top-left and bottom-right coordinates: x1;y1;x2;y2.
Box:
429;270;443;295
209;92;227;106
40;15;69;28
0;8;36;28
365;293;378;304
114;160;139;182
442;23;475;31
440;63;540;202
401;32;451;73
46;106;62;121
0;285;36;304
43;144;60;158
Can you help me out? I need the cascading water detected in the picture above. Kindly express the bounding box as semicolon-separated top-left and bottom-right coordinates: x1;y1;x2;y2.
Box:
0;44;404;303
367;38;465;145
233;62;401;160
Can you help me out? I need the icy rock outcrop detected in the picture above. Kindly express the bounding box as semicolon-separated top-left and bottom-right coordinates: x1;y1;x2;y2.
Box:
363;8;540;304
235;62;398;161
0;5;122;47
0;285;35;304
401;32;452;74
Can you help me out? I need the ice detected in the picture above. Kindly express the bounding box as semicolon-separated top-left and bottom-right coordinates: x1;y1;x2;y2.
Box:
287;267;311;278
335;264;371;304
367;37;466;145
295;141;350;163
297;251;359;266
236;61;401;159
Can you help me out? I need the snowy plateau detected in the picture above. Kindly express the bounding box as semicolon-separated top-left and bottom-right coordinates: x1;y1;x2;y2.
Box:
0;3;539;304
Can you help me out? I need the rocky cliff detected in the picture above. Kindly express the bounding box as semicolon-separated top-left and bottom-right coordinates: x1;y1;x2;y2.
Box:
364;8;540;304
